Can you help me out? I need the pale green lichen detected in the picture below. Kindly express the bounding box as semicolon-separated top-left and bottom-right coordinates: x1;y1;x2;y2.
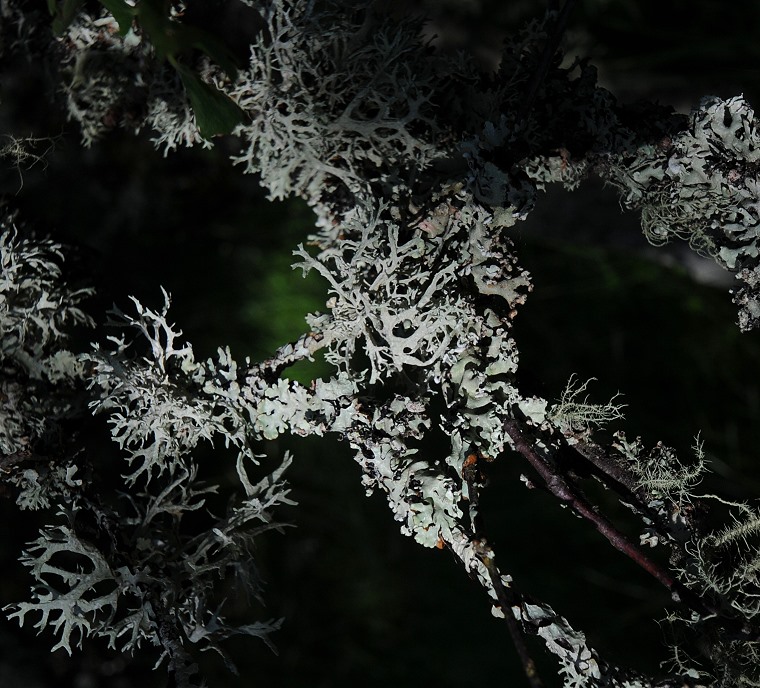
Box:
549;376;625;437
609;96;760;275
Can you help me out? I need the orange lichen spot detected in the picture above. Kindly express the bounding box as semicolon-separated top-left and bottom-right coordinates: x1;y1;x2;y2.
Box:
435;537;445;550
463;453;478;469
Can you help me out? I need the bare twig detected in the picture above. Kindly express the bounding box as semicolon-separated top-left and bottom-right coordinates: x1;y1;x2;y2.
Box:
463;460;544;688
572;438;639;493
478;543;544;688
504;418;676;589
503;418;760;643
570;438;702;553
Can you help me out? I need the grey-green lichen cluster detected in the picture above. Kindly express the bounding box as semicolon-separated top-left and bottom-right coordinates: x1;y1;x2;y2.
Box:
3;1;760;686
611;97;760;265
58;8;207;152
228;1;443;209
2;273;295;678
602;95;760;331
0;225;93;458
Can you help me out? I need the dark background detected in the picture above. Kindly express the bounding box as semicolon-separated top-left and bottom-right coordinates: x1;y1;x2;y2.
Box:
1;1;760;686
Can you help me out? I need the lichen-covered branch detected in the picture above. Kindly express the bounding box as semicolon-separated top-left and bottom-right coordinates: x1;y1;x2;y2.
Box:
2;1;760;686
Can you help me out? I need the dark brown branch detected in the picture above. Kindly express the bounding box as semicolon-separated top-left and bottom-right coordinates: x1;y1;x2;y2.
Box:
476;541;544;688
0;448;49;470
503;419;760;640
572;439;638;493
462;458;544;688
462;453;484;534
503;418;676;590
569;438;702;554
458;437;759;685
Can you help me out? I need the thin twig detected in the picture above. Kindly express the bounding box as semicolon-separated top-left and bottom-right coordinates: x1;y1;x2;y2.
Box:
570;438;702;554
503;418;676;590
463;461;544;688
571;439;638;492
0;448;49;471
478;544;544;688
503;419;760;639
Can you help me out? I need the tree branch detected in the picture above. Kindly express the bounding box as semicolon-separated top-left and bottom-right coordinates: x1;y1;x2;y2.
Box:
504;418;676;589
504;418;760;647
477;542;545;688
462;460;544;688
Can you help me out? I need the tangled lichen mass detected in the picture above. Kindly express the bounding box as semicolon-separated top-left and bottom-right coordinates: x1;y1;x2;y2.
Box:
2;1;760;686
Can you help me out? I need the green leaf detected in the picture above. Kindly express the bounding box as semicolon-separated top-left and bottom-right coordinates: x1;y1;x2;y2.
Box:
50;0;85;35
180;25;241;80
135;0;178;60
175;64;245;139
135;1;240;78
98;0;136;36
